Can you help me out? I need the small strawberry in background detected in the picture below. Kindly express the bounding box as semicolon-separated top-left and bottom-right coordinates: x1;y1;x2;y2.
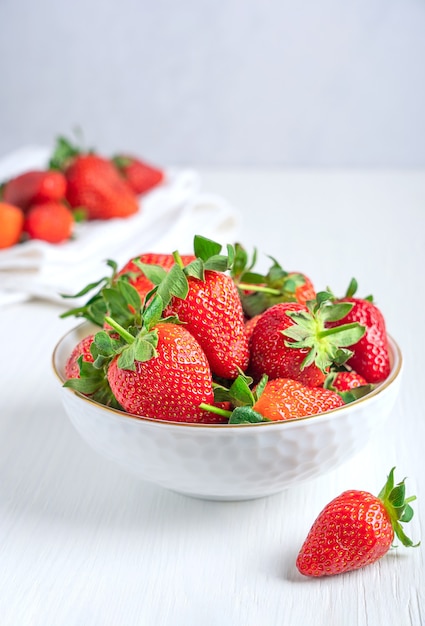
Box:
49;136;140;220
296;468;419;577
24;201;74;244
0;202;25;249
0;131;167;249
112;154;164;195
1;169;67;212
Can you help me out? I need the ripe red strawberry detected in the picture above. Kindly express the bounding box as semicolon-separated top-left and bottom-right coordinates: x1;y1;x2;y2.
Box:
329;370;368;391
64;154;139;220
166;269;250;380
48;136;139;220
296;468;419;577
0;202;24;248
252;378;344;421
248;297;365;387
135;237;251;380
112;154;164;195
106;319;223;423
2;170;67;212
24;201;74;243
328;279;391;384
245;314;261;342
201;370;344;424
292;273;316;306
65;334;95;379
64;331;123;408
118;253;195;301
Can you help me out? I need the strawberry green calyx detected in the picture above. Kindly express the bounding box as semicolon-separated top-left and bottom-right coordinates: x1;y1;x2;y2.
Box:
231;244;312;317
133;235;236;307
64;292;168;403
282;291;366;373
103;292;169;371
177;234;235;280
64;339;123;409
49;133;86;171
377;467;420;548
324;371;374;403
338;277;373;302
112;155;133;169
60;259;146;329
200;371;270;424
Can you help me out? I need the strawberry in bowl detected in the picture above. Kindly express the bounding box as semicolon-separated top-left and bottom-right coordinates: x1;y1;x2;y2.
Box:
52;235;402;500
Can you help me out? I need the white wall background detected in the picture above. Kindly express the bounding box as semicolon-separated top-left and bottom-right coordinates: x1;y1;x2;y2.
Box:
1;0;424;167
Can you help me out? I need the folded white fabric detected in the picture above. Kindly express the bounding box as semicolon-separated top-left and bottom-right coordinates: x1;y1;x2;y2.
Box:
0;147;241;306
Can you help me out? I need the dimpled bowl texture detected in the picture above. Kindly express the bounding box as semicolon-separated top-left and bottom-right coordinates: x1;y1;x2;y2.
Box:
52;322;403;501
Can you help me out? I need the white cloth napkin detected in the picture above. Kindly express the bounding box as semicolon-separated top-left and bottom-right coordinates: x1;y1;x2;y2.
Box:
0;147;241;306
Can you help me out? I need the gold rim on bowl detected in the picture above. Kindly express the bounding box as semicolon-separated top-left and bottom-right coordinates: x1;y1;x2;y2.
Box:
52;322;402;429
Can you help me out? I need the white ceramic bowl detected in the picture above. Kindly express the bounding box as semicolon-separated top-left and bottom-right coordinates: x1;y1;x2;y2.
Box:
52;322;403;501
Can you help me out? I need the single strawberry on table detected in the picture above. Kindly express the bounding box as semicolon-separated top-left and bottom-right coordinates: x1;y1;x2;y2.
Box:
296;467;419;577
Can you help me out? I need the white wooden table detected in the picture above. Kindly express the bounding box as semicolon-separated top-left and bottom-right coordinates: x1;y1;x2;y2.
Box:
1;169;424;626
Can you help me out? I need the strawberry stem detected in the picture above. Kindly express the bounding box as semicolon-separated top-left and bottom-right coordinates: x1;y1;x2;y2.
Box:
172;250;184;269
317;322;363;340
199;403;232;418
377;467;420;548
237;282;281;296
104;316;135;344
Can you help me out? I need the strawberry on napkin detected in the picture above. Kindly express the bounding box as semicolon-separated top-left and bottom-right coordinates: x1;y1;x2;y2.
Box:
0;147;241;306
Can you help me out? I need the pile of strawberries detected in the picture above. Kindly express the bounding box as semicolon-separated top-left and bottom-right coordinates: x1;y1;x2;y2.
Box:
62;235;391;425
0;136;164;249
62;236;420;577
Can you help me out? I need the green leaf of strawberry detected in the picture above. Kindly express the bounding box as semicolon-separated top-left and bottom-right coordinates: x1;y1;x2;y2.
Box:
193;234;223;260
200;372;270;423
104;310;160;371
231;244;317;317
377;467;420;548
282;292;366;373
64;353;123;409
49;135;82;171
228;406;268;424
